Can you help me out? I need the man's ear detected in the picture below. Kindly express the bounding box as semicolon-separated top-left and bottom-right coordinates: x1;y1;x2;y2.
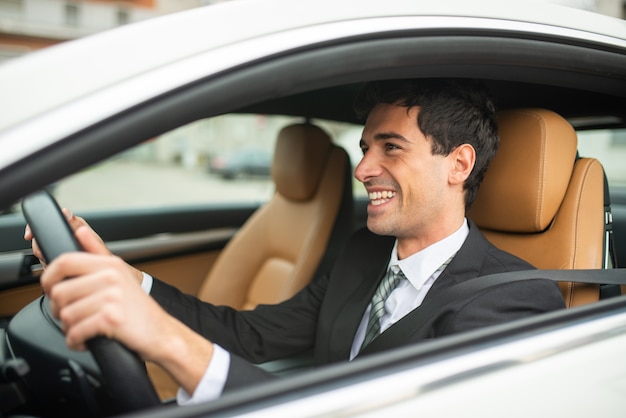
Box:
449;144;475;185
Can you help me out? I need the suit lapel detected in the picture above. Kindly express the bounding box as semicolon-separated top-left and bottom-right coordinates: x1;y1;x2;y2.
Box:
426;220;488;297
325;230;394;363
358;221;489;356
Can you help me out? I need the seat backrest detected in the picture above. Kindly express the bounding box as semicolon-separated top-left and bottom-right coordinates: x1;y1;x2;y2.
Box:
468;108;605;307
197;123;353;310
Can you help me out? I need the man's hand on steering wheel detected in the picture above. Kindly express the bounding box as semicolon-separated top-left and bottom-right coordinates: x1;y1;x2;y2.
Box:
24;205;216;398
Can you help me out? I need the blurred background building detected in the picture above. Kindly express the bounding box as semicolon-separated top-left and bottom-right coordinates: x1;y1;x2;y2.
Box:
0;0;224;62
0;0;624;64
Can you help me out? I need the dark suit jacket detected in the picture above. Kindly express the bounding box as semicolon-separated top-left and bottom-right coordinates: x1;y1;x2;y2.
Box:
150;220;565;390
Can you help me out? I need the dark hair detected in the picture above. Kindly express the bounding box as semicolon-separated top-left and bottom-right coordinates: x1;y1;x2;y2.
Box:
353;78;499;209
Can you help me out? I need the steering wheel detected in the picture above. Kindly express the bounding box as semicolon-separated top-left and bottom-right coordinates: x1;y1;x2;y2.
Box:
8;190;160;415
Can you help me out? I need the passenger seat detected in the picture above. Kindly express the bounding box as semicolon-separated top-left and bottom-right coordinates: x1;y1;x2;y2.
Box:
197;122;353;309
148;123;353;400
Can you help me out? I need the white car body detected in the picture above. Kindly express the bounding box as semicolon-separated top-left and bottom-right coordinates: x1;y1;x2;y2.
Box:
1;1;626;417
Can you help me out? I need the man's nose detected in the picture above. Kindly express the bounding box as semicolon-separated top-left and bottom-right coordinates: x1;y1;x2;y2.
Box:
354;151;380;183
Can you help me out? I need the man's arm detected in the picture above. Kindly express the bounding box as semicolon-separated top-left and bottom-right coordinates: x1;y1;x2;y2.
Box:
149;271;328;365
28;210;327;395
143;273;277;402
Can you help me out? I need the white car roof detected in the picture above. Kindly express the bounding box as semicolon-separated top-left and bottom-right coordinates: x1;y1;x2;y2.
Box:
1;0;624;134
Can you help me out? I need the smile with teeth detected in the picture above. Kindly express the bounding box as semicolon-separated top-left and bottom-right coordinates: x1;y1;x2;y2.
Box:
368;190;397;206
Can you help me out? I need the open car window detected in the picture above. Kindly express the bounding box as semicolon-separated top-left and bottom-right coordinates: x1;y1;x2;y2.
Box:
578;128;626;188
43;114;365;213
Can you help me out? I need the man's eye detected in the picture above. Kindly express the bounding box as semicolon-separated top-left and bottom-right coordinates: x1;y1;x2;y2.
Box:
360;146;368;155
385;143;399;151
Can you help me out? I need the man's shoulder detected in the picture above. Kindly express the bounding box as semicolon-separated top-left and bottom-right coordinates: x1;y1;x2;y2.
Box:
484;241;535;272
465;220;535;274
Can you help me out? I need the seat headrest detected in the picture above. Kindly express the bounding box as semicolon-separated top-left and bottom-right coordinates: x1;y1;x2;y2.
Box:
272;123;333;201
470;108;578;233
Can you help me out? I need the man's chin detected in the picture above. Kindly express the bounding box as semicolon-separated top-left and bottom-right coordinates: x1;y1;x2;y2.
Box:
366;221;394;237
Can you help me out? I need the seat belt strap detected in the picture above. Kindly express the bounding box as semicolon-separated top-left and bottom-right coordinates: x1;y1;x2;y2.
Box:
602;168;617;269
601;168;620;298
359;268;626;356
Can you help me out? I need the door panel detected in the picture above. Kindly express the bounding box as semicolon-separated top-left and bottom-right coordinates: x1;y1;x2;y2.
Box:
0;204;255;317
0;284;41;319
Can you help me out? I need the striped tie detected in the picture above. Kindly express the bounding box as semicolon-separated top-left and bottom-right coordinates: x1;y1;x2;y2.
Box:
360;268;406;351
359;253;456;351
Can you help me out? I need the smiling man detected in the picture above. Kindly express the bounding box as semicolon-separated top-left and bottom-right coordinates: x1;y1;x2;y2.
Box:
357;102;469;258
32;78;566;405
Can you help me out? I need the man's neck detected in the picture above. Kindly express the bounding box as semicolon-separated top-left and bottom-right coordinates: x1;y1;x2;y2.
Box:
396;217;467;260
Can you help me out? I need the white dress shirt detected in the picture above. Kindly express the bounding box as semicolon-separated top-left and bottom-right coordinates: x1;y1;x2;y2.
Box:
142;219;469;405
349;219;469;359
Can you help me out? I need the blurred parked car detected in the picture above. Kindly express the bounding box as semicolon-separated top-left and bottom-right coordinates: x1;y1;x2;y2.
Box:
208;149;272;179
0;0;626;417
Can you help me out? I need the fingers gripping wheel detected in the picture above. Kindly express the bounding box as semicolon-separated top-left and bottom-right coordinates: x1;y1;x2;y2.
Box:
21;191;161;412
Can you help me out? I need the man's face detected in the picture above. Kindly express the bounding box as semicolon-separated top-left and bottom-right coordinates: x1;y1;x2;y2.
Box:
355;103;455;246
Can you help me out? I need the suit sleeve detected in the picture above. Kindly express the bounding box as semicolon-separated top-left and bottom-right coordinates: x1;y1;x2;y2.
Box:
150;272;329;364
223;353;278;391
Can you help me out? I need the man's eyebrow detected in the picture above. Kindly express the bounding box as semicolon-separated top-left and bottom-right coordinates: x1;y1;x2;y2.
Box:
360;132;410;147
374;132;409;142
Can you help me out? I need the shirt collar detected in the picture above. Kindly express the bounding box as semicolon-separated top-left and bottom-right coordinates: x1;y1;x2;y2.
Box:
388;218;469;291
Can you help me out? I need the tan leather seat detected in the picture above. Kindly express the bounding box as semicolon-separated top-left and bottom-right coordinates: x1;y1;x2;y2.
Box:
198;122;353;309
469;108;605;308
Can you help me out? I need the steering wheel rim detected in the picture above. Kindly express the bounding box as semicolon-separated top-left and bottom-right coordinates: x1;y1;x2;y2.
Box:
19;190;161;414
